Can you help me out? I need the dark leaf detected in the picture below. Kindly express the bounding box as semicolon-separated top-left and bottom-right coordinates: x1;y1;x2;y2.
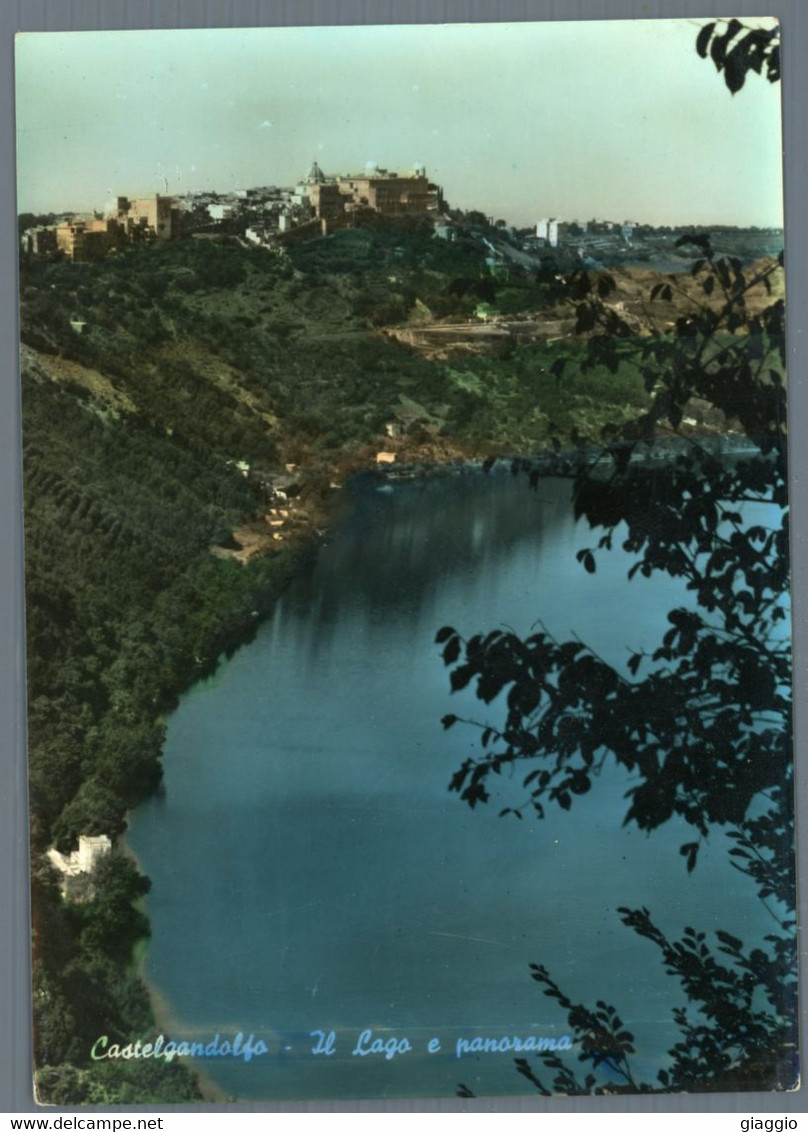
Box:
442;635;461;666
679;841;699;873
450;665;473;692
767;45;780;82
696;21;716;58
715;930;744;951
710;28;729;69
724;43;747;94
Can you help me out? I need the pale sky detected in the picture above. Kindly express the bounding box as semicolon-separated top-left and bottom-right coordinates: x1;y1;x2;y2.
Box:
14;19;784;227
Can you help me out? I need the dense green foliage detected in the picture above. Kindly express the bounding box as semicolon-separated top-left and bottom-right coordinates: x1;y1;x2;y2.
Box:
24;368;309;1101
21;232;656;461
23;375;305;852
440;342;648;447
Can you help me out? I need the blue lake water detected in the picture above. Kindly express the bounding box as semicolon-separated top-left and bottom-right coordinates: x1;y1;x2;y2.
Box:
127;469;777;1100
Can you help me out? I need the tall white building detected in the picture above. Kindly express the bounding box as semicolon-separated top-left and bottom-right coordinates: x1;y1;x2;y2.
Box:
536;218;560;247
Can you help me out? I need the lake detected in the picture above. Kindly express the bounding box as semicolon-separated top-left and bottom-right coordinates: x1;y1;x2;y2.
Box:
127;467;776;1100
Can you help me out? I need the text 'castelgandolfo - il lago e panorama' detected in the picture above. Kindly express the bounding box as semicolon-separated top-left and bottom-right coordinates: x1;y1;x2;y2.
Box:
90;1029;575;1064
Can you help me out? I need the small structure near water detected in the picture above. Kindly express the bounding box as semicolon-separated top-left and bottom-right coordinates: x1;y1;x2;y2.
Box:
46;835;112;899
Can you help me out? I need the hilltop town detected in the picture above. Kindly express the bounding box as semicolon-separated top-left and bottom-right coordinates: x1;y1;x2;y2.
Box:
20;161;442;261
19;159;782;270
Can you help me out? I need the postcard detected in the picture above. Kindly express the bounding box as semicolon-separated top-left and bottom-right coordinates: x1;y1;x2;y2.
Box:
15;17;795;1105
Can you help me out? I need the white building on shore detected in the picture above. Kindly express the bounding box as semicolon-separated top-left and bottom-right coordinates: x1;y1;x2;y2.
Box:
46;835;112;898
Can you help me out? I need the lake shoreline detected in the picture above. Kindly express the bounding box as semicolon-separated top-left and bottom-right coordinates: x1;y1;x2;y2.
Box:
125;453;786;1101
119;428;772;1104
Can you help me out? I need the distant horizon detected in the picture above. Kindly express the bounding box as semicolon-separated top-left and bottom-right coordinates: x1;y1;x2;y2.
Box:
15;19;784;228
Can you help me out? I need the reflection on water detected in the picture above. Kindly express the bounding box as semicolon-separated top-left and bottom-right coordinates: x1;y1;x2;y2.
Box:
128;470;776;1100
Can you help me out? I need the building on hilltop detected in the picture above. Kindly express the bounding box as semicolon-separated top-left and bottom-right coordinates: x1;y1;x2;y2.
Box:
21;192;179;262
20;225;58;260
54;217;112;262
290;162;442;230
304;181;345;224
303;159;327;185
114;193;177;241
335;167;432;217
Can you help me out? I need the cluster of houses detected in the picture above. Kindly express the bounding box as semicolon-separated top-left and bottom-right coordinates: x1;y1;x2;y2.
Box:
20;194;181;263
20;161;445;262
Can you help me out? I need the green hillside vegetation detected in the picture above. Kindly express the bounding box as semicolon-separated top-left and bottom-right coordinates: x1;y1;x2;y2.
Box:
25;375;306;1103
20;226;657;1103
21;232;652;459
